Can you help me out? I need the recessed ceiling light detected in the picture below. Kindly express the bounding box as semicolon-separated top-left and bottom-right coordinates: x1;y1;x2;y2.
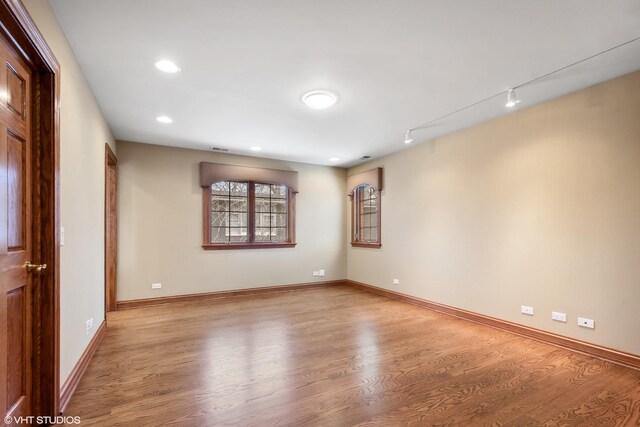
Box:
250;146;262;152
329;157;341;162
156;115;173;123
302;90;338;110
155;59;181;73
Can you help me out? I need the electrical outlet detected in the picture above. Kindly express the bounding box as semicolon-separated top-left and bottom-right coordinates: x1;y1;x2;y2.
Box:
60;227;65;246
552;311;567;322
151;283;162;289
578;317;595;329
318;269;325;277
312;271;319;276
521;305;534;316
85;318;93;335
393;278;400;285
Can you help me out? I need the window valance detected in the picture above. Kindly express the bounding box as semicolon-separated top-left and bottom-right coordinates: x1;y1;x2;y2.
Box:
200;162;299;193
347;167;383;195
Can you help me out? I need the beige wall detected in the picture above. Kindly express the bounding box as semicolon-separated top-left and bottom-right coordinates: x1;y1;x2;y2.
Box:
348;71;640;355
117;141;347;300
22;1;115;386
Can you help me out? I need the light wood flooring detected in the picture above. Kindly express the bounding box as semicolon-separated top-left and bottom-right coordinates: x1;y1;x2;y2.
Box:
63;285;640;426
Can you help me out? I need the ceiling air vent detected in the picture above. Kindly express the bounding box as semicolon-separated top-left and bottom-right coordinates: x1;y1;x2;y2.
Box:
359;155;371;160
209;147;229;152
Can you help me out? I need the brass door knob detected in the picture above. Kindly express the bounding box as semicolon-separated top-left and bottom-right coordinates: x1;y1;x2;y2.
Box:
24;261;47;273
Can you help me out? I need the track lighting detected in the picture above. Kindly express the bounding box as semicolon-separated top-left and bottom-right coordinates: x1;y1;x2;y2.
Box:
505;88;521;108
404;130;414;144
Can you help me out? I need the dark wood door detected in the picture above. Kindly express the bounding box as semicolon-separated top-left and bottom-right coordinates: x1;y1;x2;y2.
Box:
105;145;117;312
0;30;35;422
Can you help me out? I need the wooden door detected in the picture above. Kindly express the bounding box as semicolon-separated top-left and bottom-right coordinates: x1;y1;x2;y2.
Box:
0;30;35;422
105;145;117;312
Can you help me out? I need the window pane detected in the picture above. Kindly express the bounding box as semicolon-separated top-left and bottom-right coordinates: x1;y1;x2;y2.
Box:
363;213;374;227
369;227;378;241
273;213;287;227
255;183;270;196
273;228;287;242
255;199;270;212
255;228;271;241
230;197;247;212
255;213;270;227
211;227;228;243
229;213;247;227
211;211;228;227
272;199;287;213
271;185;287;199
211;196;229;212
230;182;247;196
229;228;248;242
211;181;229;195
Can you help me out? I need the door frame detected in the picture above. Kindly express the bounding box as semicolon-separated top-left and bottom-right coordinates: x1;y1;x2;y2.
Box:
104;143;116;313
0;0;60;417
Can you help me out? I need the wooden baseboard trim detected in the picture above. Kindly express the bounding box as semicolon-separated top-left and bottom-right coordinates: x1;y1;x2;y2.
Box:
116;280;347;310
59;320;107;413
346;280;640;370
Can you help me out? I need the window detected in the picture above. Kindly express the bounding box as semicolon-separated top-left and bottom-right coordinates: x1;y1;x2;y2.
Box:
201;162;297;250
353;185;379;244
348;168;382;248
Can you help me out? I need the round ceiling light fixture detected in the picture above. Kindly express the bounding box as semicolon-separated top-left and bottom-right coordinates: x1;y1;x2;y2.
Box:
156;115;173;123
302;90;338;110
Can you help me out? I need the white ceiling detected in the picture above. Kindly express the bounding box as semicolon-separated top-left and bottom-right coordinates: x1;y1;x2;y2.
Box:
50;0;640;167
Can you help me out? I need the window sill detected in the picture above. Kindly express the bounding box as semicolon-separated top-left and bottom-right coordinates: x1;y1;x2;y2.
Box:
202;242;297;250
350;242;382;248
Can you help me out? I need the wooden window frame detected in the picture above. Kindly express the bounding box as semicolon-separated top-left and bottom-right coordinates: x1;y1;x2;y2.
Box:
350;185;382;248
347;168;382;249
202;181;297;250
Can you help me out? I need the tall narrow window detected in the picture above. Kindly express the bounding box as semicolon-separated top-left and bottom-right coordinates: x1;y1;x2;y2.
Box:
353;185;378;244
348;168;382;248
201;162;298;250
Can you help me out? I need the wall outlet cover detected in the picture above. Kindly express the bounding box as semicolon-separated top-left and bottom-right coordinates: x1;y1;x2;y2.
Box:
521;305;534;315
578;317;595;329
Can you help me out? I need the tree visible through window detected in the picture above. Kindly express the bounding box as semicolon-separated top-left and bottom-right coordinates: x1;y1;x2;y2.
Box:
255;183;288;242
205;180;295;248
210;181;249;243
348;167;382;248
352;184;380;246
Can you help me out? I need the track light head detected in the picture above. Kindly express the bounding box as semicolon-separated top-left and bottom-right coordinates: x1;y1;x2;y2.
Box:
506;88;521;108
404;130;414;144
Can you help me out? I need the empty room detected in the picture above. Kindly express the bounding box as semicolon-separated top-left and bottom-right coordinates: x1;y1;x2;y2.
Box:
1;0;639;426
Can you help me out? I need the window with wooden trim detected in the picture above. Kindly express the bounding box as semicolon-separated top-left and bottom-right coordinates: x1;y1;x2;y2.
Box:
201;162;297;249
348;168;382;248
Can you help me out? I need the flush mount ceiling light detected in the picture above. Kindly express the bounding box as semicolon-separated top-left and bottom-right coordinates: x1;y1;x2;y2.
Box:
505;88;521;108
404;130;414;144
156;115;173;123
155;59;181;73
250;146;262;152
329;157;341;162
302;90;338;110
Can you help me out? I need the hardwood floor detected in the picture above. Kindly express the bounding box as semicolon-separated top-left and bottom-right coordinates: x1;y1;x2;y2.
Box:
63;285;640;426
